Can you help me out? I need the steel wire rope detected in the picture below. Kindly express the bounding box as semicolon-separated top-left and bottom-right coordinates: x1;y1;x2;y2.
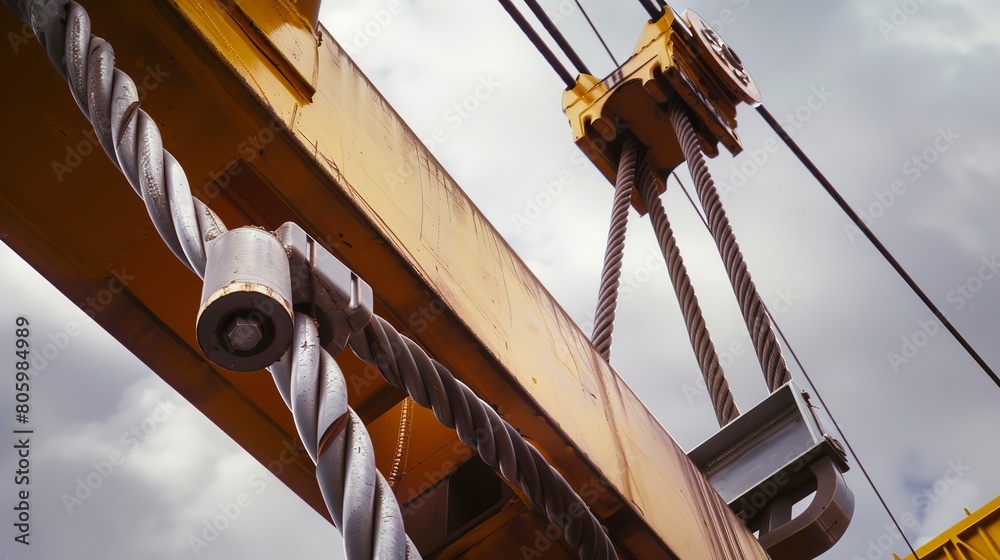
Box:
638;163;739;426
672;170;921;559
522;0;591;75
571;0;619;67
591;135;638;360
6;0;422;554
756;103;999;393
348;316;619;559
667;98;792;393
497;0;576;88
4;2;620;557
635;0;662;20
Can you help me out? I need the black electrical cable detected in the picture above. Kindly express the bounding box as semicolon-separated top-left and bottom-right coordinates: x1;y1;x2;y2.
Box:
522;0;591;75
572;0;619;67
756;104;1000;392
497;0;576;88
672;170;921;559
635;0;662;20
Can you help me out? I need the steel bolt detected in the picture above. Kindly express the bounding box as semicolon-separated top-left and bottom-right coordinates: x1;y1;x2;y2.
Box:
226;315;264;352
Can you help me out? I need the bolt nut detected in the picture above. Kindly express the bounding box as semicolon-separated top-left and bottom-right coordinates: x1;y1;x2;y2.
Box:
226;315;264;352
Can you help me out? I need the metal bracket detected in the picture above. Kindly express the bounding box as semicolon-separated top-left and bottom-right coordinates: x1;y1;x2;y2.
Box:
275;221;374;354
561;8;761;213
196;223;374;372
688;382;854;560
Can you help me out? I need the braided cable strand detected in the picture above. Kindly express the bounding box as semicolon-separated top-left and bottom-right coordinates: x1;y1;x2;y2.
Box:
7;1;421;556
269;314;420;559
8;0;219;277
637;164;739;426
349;316;618;560
11;1;617;556
667;100;791;392
591;135;638;361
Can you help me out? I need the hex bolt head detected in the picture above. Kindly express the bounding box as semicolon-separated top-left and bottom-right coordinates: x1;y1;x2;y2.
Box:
226;315;264;352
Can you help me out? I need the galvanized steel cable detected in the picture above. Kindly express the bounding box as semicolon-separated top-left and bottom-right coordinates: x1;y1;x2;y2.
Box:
635;0;663;20
667;99;792;393
675;170;919;559
9;2;621;558
269;314;419;559
570;0;619;67
637;163;739;426
5;1;420;556
349;315;618;560
522;0;591;76
591;136;638;361
757;104;1000;393
6;0;223;278
497;0;576;88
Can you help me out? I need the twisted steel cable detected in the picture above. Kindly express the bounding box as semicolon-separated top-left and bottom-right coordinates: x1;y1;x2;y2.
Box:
5;1;421;556
10;2;620;557
349;315;618;560
6;0;221;278
591;135;638;361
667;99;791;392
637;163;739;426
269;314;420;559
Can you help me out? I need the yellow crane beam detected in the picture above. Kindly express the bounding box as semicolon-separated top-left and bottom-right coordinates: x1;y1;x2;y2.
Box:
0;1;767;557
895;496;1000;560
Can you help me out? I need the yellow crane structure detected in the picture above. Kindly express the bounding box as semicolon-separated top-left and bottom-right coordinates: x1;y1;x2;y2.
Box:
895;496;1000;560
1;0;870;558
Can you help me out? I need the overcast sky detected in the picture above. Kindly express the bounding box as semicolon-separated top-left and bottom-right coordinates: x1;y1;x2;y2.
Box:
3;1;1000;559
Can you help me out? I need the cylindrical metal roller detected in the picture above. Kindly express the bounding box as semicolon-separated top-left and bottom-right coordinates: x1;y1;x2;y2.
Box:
196;227;294;371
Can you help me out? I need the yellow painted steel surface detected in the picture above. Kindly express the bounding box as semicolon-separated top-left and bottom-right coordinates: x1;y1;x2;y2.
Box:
895;496;1000;560
0;1;769;558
